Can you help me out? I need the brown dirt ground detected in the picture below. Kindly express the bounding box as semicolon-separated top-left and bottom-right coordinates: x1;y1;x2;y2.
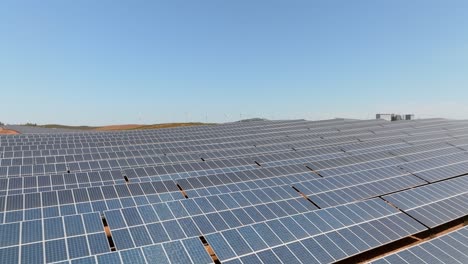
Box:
0;128;20;135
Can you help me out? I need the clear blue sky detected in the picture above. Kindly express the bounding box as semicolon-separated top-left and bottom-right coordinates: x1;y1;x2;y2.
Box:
1;1;468;125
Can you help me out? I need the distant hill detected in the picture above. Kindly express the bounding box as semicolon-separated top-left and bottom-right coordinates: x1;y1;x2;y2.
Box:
37;122;214;131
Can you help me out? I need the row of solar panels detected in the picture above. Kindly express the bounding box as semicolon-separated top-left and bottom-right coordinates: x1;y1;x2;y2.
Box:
2;119;314;137
2;157;465;239
1;135;467;198
6;118;461;145
2;122;468;179
2;123;466;170
0;197;427;264
372;225;468;263
36;176;467;264
0;120;466;163
0;119;406;160
0;119;467;263
0;119;348;143
0;121;466;184
1;160;466;229
0;118;459;150
2;120;467;167
1;135;467;210
2;121;466;155
0;142;465;198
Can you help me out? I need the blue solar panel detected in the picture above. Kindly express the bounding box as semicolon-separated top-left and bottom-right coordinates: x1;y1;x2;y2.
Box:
163;240;193;263
2;118;468;263
111;229;134;250
0;247;19;264
45;239;67;263
120;248;146;264
21;220;42;243
372;226;468;264
96;252;122;264
146;222;170;243
88;233;111;255
182;237;213;264
21;243;43;264
65;215;86;236
68;236;90;259
0;222;19;247
129;226;152;247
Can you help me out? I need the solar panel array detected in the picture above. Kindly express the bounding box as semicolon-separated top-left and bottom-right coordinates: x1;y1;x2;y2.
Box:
1;118;468;264
371;225;468;264
3;125;89;134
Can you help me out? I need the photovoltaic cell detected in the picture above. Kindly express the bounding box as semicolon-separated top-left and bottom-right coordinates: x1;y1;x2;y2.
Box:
1;118;468;263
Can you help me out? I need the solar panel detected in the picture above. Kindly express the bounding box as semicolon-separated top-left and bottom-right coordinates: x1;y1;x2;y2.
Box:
383;176;468;228
1;118;468;263
371;225;468;264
